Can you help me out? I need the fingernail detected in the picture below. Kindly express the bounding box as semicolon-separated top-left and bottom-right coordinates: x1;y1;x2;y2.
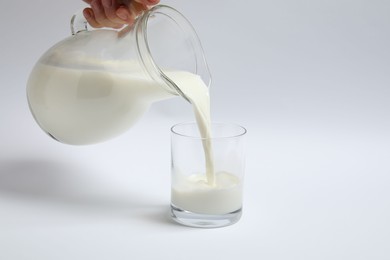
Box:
117;10;128;21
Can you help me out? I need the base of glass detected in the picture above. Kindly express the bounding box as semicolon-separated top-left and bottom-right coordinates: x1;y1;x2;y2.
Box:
170;204;242;228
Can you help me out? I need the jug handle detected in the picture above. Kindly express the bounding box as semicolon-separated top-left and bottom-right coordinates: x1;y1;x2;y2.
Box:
69;10;129;36
70;10;89;35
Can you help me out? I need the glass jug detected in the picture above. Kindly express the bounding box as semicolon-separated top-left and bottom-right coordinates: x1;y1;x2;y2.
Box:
27;5;211;145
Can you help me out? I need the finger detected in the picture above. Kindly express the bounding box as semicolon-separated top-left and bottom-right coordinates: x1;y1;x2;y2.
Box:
116;1;155;25
119;1;148;24
101;0;123;24
90;0;108;24
83;8;103;28
129;1;148;16
83;0;93;4
91;0;119;28
134;0;160;5
116;5;134;25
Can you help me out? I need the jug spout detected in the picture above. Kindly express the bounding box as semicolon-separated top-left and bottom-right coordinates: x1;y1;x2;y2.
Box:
135;5;212;103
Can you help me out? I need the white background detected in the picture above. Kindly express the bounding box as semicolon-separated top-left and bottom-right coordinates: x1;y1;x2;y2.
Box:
1;0;389;259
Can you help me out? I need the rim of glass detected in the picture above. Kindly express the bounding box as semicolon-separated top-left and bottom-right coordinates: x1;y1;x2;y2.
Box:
171;122;247;140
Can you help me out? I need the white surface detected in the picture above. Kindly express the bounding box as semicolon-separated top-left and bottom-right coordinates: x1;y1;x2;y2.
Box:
1;0;389;259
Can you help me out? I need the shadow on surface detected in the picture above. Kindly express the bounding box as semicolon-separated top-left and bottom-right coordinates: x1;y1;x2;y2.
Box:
0;158;174;226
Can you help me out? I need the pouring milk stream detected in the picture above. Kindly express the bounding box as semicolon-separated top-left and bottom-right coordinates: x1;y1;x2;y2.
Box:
27;5;241;214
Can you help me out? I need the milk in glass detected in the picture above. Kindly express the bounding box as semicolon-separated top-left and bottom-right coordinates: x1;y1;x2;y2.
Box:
167;71;243;215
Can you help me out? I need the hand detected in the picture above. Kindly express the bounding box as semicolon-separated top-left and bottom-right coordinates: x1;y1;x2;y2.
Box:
83;0;160;28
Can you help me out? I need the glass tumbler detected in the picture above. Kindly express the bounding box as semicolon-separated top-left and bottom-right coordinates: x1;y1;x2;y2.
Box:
170;122;247;228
